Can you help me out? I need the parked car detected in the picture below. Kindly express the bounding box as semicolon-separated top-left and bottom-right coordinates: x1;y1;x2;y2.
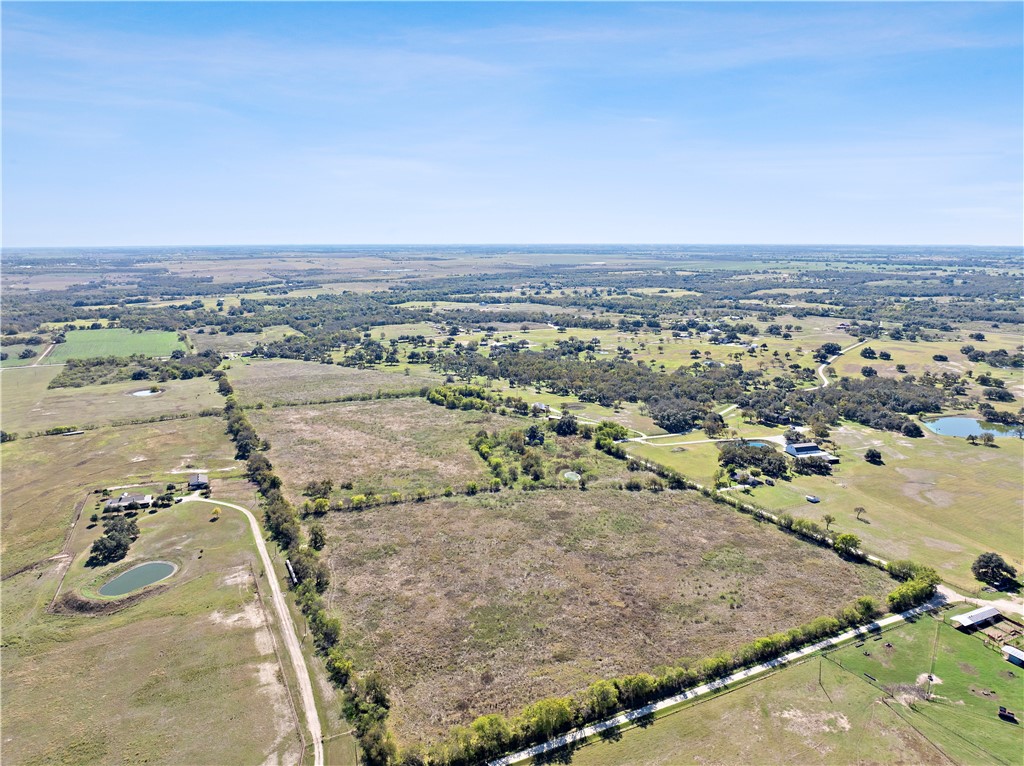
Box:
805;495;821;503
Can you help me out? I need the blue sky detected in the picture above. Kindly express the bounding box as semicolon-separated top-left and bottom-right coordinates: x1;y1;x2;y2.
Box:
3;2;1022;247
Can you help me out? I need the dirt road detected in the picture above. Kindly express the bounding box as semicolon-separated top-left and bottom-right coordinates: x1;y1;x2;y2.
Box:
187;497;324;766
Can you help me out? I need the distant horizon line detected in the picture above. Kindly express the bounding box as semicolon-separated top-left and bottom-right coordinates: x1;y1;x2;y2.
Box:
4;242;1022;251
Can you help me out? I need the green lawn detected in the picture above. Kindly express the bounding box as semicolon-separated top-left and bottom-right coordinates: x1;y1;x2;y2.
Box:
46;328;186;363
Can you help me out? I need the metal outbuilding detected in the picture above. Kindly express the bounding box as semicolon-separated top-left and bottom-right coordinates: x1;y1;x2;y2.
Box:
950;606;1001;629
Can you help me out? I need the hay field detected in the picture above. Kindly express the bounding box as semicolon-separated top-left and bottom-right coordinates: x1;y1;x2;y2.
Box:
46;329;185;362
228;358;443;406
321;488;891;745
250;398;519;502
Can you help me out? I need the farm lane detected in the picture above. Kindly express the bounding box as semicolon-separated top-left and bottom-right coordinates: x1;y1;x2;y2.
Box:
937;584;1024;618
186;496;324;766
813;339;868;389
30;342;56;365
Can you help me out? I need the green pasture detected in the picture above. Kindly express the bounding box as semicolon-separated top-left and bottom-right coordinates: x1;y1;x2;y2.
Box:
0;418;239;578
0;344;41;367
0;373;223;434
46;329;185;363
634;422;1023;592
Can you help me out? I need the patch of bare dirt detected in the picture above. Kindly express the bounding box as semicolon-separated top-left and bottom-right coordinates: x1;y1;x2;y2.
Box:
777;708;851;736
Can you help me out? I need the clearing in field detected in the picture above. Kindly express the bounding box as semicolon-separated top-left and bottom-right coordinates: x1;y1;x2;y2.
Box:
1;495;303;766
250;398;522;502
188;324;300;354
228;358;443;406
45;328;186;363
321;488;892;745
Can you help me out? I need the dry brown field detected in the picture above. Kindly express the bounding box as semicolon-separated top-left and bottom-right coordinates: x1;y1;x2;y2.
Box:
320;488;892;745
250;398;522;502
228;358;443;406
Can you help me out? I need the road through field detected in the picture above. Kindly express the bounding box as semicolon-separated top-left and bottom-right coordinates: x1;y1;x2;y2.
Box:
490;599;943;766
187;496;324;766
814;339;867;388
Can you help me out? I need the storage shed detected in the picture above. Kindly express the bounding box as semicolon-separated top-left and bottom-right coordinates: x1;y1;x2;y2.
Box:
950;606;1001;629
1002;645;1024;667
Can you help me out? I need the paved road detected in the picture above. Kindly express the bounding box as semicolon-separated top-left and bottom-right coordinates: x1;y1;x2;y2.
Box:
489;600;943;766
187;497;324;766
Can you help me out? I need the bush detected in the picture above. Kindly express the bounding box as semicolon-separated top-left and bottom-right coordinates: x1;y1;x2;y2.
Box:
901;421;924;438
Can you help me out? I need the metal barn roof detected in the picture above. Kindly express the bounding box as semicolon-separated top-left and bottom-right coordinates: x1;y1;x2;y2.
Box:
950;606;1001;627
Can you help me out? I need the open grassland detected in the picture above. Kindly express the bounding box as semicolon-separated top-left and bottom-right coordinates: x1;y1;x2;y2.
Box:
1;498;303;766
321;488;891;745
46;329;186;363
0;344;42;367
228;358;443;406
563;611;1022;766
187;324;299;354
1;366;63;424
250;398;521;502
1;372;222;434
0;418;238;578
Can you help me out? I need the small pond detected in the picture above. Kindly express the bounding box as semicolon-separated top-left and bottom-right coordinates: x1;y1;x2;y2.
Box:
99;561;176;596
131;389;161;397
562;471;581;481
922;417;1017;439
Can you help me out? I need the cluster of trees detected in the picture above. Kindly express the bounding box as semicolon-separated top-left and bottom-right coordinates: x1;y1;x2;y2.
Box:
223;392;331;593
87;515;140;567
592;421;631;458
470;419;590;489
717;442;789;479
425;384;529;414
960;344;1024;369
884;560;941;611
977;402;1024;430
49;350;222;389
225;397;266;460
419;597;882;766
781;376;943;435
